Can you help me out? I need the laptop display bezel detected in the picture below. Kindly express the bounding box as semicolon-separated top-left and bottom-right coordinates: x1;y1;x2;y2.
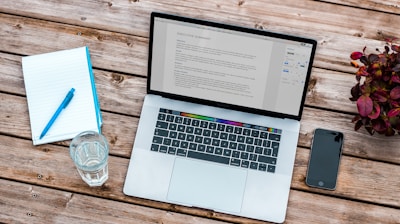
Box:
146;12;317;121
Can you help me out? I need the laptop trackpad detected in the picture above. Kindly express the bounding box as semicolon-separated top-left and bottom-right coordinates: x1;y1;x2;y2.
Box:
167;158;247;213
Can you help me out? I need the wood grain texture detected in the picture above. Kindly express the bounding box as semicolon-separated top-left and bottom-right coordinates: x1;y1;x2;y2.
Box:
299;107;400;165
2;89;400;165
292;148;400;208
0;93;137;157
306;68;357;113
0;52;358;116
1;1;400;75
0;13;148;76
318;0;400;15
0;179;228;224
286;190;400;224
0;134;399;223
7;177;398;224
1;0;400;223
0;52;146;117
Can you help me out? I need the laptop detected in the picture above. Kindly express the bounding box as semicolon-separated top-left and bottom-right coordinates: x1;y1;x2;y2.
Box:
124;12;317;223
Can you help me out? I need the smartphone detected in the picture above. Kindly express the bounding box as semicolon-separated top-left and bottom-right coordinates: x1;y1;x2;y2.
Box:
306;128;344;190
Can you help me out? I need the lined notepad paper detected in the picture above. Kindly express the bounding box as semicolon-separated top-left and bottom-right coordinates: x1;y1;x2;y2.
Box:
22;46;102;145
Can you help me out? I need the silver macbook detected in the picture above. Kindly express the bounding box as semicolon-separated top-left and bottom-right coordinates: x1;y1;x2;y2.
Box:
124;12;316;223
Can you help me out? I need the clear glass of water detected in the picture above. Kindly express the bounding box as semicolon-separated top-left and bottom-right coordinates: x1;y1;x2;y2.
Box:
69;131;109;187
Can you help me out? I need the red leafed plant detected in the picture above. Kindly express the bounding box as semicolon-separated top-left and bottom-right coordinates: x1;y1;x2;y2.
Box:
350;41;400;136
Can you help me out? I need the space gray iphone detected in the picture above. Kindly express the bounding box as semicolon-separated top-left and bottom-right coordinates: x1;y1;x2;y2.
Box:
306;128;344;190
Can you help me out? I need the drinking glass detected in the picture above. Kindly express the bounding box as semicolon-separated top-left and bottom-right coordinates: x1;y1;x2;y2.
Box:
69;131;109;187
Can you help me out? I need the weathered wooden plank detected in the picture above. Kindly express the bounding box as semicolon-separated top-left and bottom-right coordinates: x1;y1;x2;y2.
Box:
292;147;400;208
0;52;146;117
0;52;24;95
1;90;400;164
163;0;399;40
1;1;400;75
0;48;398;164
317;0;400;15
0;133;265;224
299;106;400;165
161;0;399;73
0;134;397;209
0;13;148;76
286;190;400;224
0;0;152;37
1;1;399;224
94;69;147;116
0;52;357;117
307;68;357;113
0;179;228;224
1;0;398;42
0;134;399;223
1;180;399;224
0;93;136;157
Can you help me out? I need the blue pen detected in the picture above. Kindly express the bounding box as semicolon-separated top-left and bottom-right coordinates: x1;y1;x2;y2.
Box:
39;88;75;139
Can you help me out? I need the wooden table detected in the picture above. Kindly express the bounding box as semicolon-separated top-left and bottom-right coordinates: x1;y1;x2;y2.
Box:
1;1;400;223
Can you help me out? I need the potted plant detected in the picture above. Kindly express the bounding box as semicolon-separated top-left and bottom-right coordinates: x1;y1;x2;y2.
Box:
349;41;400;136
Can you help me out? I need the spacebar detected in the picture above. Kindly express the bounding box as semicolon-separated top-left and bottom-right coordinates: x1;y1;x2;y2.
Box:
187;151;230;165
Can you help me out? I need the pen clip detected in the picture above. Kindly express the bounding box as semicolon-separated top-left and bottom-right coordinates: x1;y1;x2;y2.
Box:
63;88;75;108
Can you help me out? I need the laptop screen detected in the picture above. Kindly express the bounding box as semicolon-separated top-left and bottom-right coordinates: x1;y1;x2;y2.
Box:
148;13;317;120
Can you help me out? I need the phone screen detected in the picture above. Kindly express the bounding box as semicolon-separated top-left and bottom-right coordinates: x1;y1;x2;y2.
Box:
306;128;344;190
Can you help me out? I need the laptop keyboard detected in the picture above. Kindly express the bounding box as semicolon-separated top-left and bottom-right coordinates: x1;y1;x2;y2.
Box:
151;108;282;173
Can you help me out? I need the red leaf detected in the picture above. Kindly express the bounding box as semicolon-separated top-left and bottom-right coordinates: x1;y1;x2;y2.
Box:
360;56;368;65
391;100;400;108
390;74;400;84
365;126;374;135
368;103;381;119
368;54;379;63
371;90;388;103
388;108;400;117
350;51;363;60
390;86;400;100
355;66;369;76
357;95;373;117
391;44;400;52
352;115;361;123
371;119;387;132
350;83;360;101
393;64;400;72
385;46;390;53
354;120;363;131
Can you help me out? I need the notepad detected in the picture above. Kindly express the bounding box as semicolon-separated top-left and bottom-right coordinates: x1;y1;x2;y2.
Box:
22;46;102;145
